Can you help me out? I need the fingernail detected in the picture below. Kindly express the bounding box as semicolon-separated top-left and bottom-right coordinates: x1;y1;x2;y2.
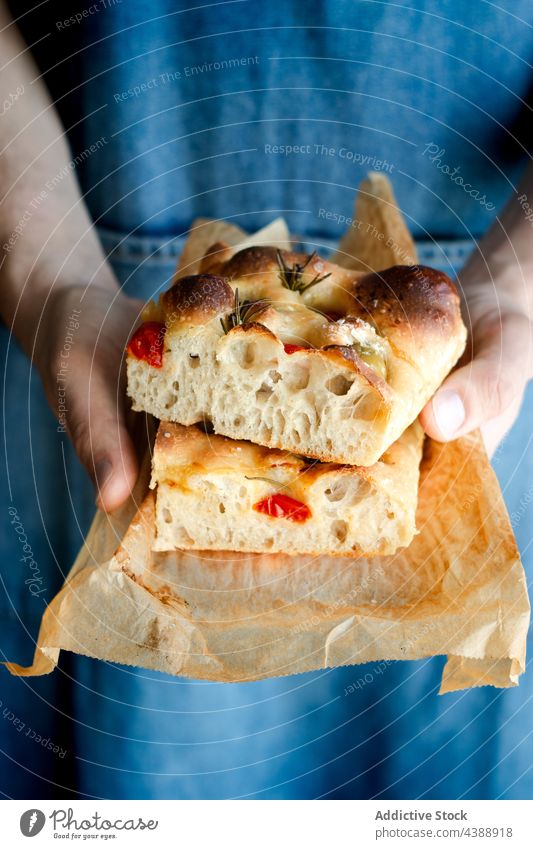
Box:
432;389;466;439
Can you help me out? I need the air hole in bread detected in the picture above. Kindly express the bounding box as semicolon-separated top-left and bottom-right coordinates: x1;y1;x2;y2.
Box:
273;409;286;434
290;429;301;445
165;394;178;409
354;394;381;421
256;386;272;402
326;374;354;396
238;485;248;498
163;508;172;524
339;395;362;420
234;416;243;427
189;355;200;368
331;519;348;543
175;526;195;546
353;480;372;504
294;413;311;439
256;369;282;401
286;366;310;391
233;340;257;368
219;503;225;514
172;380;179;391
324;479;350;502
386;510;395;520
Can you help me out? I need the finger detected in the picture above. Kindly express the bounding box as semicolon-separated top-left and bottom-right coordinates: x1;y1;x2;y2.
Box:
65;359;138;512
480;392;524;457
420;311;531;442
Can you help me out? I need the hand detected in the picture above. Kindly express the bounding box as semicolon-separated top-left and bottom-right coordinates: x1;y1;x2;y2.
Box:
34;283;143;511
420;269;533;455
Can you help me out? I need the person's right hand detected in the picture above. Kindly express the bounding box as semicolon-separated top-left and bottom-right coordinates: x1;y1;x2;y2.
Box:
420;266;533;456
33;283;144;511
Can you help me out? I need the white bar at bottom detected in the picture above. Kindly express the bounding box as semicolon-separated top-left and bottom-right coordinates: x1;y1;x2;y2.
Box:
2;799;531;848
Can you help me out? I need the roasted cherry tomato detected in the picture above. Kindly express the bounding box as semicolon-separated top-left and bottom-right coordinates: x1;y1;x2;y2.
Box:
127;322;166;368
253;493;311;522
283;343;307;355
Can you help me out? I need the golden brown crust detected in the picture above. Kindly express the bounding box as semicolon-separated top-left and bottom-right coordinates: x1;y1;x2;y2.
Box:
215;245;280;277
352;265;463;342
222;322;280;344
152;420;422;495
198;240;234;273
162;274;233;325
154;422;310;478
205;245;360;310
161;250;464;372
199;248;464;356
218;245;336;284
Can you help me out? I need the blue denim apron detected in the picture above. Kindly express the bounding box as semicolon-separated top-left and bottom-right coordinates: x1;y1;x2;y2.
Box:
1;0;532;799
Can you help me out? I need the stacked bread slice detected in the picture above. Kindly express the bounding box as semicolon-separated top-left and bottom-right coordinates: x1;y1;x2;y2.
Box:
149;420;423;556
127;175;467;558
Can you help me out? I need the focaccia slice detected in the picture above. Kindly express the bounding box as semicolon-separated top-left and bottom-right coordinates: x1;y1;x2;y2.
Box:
150;420;424;556
127;244;466;466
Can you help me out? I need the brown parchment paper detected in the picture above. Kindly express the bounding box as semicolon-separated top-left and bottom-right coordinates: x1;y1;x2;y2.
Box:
6;174;529;693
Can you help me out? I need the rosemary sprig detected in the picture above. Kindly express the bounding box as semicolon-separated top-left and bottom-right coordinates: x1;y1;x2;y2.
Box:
276;250;331;293
220;289;270;334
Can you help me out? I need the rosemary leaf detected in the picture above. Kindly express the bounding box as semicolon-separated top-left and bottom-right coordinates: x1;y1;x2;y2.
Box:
276;250;332;293
220;289;270;334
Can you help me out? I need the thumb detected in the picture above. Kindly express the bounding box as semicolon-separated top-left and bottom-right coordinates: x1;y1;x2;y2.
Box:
65;358;138;512
420;311;531;443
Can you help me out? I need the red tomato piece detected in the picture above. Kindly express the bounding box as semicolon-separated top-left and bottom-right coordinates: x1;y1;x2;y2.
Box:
127;322;166;368
283;343;307;355
253;493;311;522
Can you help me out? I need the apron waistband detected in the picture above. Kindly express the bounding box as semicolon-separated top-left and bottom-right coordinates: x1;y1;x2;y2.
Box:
97;227;188;266
415;238;474;270
97;226;474;273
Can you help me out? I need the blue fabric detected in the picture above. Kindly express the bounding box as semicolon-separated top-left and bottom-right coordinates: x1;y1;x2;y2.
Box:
1;0;532;799
69;0;531;241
